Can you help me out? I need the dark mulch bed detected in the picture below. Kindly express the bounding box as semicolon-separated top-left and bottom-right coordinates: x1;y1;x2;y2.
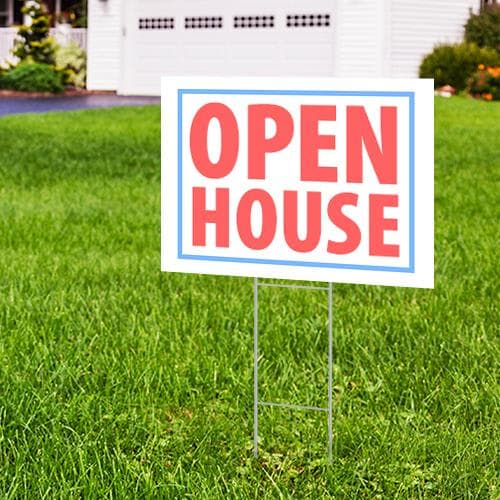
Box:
0;88;116;99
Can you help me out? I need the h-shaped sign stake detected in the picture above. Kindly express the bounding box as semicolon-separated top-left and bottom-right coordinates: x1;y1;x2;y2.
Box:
253;278;333;464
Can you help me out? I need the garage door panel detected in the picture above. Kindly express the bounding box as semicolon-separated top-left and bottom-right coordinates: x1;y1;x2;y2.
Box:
181;43;227;59
122;0;335;95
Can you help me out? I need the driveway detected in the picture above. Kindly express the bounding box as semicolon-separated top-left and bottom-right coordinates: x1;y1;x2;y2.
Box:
0;94;160;117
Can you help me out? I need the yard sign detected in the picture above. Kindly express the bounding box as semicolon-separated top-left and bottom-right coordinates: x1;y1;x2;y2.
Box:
162;77;433;288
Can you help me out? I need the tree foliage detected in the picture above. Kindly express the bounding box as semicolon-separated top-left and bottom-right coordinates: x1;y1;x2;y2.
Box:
12;1;56;65
464;5;500;54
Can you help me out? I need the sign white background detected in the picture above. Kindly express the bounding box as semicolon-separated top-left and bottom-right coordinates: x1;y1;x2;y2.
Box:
162;77;433;288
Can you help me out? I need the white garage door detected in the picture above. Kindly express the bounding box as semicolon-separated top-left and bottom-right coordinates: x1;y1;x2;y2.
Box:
120;0;335;95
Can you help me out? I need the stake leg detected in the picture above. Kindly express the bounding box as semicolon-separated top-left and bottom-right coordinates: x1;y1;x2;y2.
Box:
328;282;333;464
252;279;334;463
253;277;259;458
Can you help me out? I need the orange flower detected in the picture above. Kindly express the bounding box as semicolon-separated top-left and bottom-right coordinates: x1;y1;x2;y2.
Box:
483;93;493;101
487;66;500;78
478;64;485;70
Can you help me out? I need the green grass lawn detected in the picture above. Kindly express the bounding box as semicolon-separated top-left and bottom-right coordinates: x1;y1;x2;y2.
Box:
0;98;498;498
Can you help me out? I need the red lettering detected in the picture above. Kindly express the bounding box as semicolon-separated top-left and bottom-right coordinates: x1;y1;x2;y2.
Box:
369;194;399;257
283;191;321;252
237;189;277;250
346;106;397;184
190;103;239;178
192;187;229;247
301;105;338;182
248;104;294;179
327;193;361;254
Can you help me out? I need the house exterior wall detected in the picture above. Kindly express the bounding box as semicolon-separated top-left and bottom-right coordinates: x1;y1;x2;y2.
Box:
334;0;386;78
87;0;122;91
86;0;480;95
388;0;478;78
0;0;13;26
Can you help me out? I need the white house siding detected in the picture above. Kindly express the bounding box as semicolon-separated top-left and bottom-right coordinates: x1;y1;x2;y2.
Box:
87;0;122;91
388;0;478;78
334;0;387;78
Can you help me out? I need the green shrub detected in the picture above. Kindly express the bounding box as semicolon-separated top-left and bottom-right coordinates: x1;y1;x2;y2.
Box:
464;5;500;53
0;63;64;93
467;65;500;101
419;42;500;90
55;42;86;88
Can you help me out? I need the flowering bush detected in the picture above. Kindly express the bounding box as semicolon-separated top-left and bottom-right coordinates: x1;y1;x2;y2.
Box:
467;65;500;101
55;42;86;88
2;1;66;94
12;0;57;65
419;42;499;90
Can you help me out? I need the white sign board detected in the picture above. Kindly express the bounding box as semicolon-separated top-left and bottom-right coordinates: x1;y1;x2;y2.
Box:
162;77;433;288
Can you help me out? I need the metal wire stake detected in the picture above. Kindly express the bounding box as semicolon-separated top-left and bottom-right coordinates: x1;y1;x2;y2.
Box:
253;277;259;458
252;278;334;464
328;282;333;464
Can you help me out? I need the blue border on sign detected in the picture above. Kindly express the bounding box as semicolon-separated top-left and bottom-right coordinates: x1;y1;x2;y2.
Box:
177;89;415;274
